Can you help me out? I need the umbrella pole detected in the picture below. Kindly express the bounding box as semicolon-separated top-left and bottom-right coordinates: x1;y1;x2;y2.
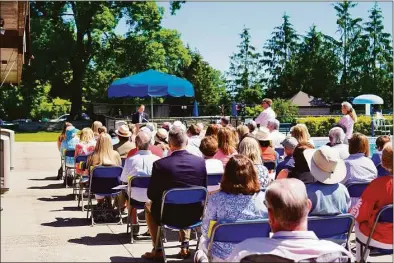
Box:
151;97;154;120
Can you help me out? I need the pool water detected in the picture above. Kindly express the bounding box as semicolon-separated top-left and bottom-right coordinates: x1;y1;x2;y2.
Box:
313;137;378;157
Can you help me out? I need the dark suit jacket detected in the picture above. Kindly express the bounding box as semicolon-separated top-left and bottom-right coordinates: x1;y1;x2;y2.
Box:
131;111;149;124
147;150;207;227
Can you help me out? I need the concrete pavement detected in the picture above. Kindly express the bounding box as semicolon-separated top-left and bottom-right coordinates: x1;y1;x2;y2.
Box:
0;142;392;262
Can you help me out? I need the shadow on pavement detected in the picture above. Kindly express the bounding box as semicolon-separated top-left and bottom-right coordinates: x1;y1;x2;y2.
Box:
38;194;74;202
41;217;88;227
28;183;64;190
68;233;125;246
109;256;136;262
50;206;81;212
29;177;58;181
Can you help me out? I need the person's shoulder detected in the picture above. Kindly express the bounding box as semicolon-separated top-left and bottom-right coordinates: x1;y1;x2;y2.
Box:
369;175;392;187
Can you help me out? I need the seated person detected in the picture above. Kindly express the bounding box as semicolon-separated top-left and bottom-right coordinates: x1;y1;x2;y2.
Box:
113;125;134;158
195;155;267;262
127;129;163;158
236;125;249;142
205;124;220;138
153;128;170;156
350;142;393;262
213;127;237;167
74;128;96;176
247;120;257;135
255;129;276;163
238;137;271;188
227;178;353;262
60;126;80;176
303;145;350;215
276;142;316;185
142;129;207;261
86;134;121;208
343;133;377;186
276;137;297;174
371;135;391;166
328;127;349;159
267;119;286;148
200;136;224;175
186;124;203;157
120;131;160;235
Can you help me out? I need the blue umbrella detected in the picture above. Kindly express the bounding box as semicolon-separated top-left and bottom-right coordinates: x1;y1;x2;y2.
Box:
108;69;195;118
352;94;384;137
192;100;199;117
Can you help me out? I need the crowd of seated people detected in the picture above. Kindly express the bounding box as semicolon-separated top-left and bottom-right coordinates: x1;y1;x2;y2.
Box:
56;115;392;262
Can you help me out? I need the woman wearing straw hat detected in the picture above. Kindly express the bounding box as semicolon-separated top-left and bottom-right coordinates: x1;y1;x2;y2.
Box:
113;125;134;158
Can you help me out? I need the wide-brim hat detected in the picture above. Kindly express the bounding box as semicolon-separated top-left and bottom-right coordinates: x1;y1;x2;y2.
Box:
115;124;132;138
155;128;168;144
255;128;272;141
303;145;346;184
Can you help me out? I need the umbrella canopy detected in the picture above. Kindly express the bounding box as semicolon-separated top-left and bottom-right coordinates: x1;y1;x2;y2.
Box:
352;94;384;105
192;100;199;117
108;69;194;98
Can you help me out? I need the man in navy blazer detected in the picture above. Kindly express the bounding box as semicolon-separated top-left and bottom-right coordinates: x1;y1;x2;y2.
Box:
131;104;149;124
143;128;207;260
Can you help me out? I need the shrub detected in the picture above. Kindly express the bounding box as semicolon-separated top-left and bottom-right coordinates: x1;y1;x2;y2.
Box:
296;115;393;137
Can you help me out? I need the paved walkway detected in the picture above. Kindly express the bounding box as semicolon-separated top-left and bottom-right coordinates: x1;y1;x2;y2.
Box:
1;142;392;262
1;143;193;262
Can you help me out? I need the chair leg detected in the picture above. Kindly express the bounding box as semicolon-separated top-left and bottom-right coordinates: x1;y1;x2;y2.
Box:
65;167;69;188
161;227;167;263
163;228;167;243
86;190;91;220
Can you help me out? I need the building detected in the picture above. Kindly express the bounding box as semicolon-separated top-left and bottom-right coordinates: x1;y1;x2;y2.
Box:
0;1;31;86
290;91;331;116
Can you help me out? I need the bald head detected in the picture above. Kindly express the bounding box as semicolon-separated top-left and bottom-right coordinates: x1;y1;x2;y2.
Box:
136;131;151;150
265;178;311;232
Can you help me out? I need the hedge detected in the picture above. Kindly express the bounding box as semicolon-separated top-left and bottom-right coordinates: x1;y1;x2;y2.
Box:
296;115;393;137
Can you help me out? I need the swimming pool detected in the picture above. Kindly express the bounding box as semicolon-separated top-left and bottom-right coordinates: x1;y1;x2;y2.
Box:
312;137;379;156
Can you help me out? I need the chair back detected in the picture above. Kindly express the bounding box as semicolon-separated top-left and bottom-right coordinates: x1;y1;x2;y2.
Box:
377;164;390;177
128;175;151;204
90;166;123;195
308;214;354;246
376;205;393;223
263;161;276;170
121;158;127;167
275;148;284;157
75;154;89;171
207;173;222;186
65;149;75;157
208;220;271;261
346;183;369;198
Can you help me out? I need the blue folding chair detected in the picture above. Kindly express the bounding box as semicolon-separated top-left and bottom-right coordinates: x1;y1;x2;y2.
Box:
357;205;393;263
377;163;390;177
86;166;123;226
263;161;276;171
64;150;76;189
75;154;90;209
346;183;369;198
207;219;271;262
308;214;354;250
155;187;208;263
207;173;223;187
126;175;151;243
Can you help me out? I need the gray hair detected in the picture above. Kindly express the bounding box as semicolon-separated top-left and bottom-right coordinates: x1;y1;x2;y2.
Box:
268;119;280;130
329;127;345;145
265;178;310;230
135;131;151;150
168;129;188;148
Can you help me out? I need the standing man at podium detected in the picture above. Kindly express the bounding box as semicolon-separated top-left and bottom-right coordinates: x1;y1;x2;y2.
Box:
132;104;149;124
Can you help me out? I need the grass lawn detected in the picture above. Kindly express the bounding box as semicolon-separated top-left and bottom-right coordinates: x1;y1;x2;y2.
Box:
15;132;59;142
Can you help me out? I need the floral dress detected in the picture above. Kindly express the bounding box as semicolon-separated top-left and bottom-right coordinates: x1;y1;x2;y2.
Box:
198;191;267;261
255;164;271;189
75;140;96;175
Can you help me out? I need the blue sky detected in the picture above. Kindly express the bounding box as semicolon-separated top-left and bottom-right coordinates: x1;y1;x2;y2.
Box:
115;1;393;73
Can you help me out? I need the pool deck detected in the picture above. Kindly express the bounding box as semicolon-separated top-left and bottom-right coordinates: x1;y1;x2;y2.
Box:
0;142;392;262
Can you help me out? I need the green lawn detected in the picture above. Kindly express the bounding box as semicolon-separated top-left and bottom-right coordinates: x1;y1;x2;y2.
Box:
15;132;59;142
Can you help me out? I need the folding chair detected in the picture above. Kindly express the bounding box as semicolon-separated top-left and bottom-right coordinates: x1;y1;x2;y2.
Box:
275;147;284;157
155;187;208;263
207;173;222;192
75;154;90;209
64;150;76;189
357;204;393;263
377;163;390;177
346;183;369;198
263;161;276;171
207;219;271;262
86;166;123;226
308;214;355;250
126;175;150;243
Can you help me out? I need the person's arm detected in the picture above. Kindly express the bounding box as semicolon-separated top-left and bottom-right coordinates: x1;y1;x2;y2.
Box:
254;111;265;125
276;169;289;179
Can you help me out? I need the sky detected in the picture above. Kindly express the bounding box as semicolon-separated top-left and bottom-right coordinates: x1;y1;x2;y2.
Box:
115;1;393;73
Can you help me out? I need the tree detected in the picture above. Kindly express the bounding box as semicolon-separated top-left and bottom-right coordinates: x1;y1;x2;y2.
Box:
227;27;263;103
295;25;341;101
262;14;299;98
182;50;226;115
334;1;363;99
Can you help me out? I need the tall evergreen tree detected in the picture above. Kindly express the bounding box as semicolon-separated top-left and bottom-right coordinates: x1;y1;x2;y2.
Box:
334;1;363;99
227;27;263;103
263;14;299;98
